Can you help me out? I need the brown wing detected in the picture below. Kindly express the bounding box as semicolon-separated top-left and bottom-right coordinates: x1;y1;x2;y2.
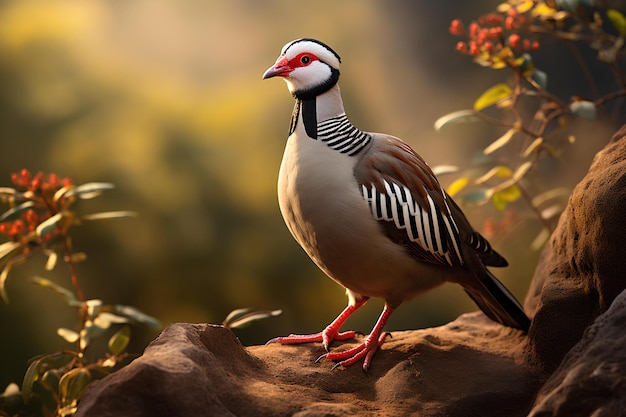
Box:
355;133;507;268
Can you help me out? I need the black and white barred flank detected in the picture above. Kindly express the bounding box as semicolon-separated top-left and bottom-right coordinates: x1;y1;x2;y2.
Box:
362;180;464;267
316;115;372;156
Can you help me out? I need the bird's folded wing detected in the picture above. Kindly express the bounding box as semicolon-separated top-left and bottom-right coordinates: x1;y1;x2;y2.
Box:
355;134;507;268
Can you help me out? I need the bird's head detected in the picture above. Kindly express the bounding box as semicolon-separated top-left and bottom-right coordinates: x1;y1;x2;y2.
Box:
262;38;341;100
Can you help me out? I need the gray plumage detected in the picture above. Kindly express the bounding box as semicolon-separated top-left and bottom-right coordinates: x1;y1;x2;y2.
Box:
264;38;530;370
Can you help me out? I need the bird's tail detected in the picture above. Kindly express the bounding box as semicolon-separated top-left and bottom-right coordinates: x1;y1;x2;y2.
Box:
461;266;531;332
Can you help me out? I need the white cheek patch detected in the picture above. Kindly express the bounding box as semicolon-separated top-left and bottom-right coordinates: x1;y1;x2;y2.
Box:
288;62;332;93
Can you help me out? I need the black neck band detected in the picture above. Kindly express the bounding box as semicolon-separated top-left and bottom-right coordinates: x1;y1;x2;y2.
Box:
293;67;340;101
289;99;317;138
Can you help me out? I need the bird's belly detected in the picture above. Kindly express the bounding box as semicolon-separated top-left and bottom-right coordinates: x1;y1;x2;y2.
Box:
278;137;446;304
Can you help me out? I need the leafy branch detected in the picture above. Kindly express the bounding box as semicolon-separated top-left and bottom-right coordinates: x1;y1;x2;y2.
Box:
435;0;625;247
0;169;158;417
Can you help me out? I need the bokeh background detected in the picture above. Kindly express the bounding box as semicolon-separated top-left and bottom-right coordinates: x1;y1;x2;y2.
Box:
0;0;622;387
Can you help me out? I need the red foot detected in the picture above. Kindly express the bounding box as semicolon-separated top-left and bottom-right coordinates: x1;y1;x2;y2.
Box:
320;304;395;371
321;331;390;371
267;300;367;350
267;328;358;348
268;301;396;371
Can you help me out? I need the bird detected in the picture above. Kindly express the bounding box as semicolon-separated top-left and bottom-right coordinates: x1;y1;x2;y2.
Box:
262;38;530;371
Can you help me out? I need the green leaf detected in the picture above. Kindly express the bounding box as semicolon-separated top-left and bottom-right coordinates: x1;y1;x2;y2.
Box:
447;177;471;197
35;212;63;237
84;299;103;318
475;166;513;185
80;320;108;350
0;241;21;261
57;328;80;344
531;69;548;89
53;185;74;202
21;356;45;402
492;185;522;210
541;204;563;220
82;211;138;221
483;129;517;155
459;189;492;205
41;369;61;393
474;83;513;111
0;187;17;199
2;382;20;397
570;100;596;120
222;308;251;325
70;252;87;264
531;228;551;251
44;250;58;271
0;248;21;303
223;309;282;329
59;367;91;405
21;352;75;401
32;277;80;306
607;9;626;37
70;182;114;200
431;165;459;176
513;161;533;182
522;137;544;157
0;201;34;222
113;305;161;329
531;187;570;208
108;326;131;356
94;312;130;328
434;110;482;131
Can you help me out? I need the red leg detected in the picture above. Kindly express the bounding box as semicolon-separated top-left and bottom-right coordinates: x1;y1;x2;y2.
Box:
267;299;368;350
322;304;395;371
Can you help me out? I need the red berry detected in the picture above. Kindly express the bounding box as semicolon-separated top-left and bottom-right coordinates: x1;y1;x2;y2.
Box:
10;220;24;236
456;41;468;54
485;13;503;24
469;41;480;56
505;16;516;30
509;34;521;48
449;19;464;35
48;173;59;188
469;22;480;38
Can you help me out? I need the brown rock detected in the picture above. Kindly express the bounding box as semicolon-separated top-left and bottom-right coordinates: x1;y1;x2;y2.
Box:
528;288;626;417
77;315;536;417
524;124;626;374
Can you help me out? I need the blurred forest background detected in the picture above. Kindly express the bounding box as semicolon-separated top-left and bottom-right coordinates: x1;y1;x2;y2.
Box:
0;0;622;387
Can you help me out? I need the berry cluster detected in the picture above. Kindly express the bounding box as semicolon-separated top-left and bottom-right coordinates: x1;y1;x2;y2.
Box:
0;169;73;242
11;169;72;194
450;7;539;66
0;209;40;239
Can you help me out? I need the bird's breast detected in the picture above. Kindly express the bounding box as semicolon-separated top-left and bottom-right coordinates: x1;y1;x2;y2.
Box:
277;133;446;303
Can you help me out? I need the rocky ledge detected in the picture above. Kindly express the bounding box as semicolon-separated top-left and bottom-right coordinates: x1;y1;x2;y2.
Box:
76;125;626;417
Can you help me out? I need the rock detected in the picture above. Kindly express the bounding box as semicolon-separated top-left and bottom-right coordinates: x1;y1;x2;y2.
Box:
527;288;626;417
77;125;626;417
524;124;626;374
77;315;537;417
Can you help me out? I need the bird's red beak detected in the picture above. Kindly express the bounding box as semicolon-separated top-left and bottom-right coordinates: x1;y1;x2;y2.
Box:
262;55;292;79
